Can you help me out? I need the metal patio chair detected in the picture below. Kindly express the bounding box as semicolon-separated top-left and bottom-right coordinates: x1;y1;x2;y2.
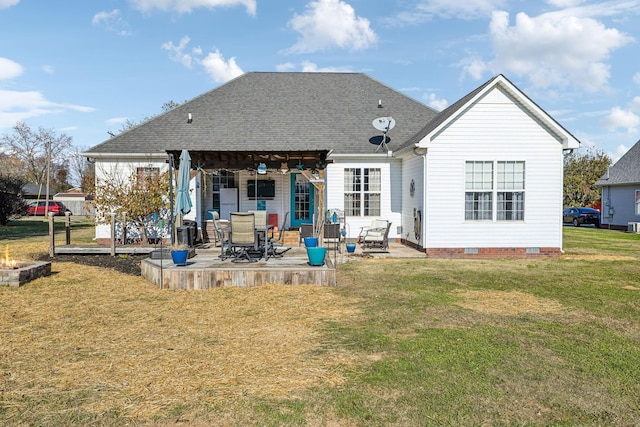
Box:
267;212;291;257
229;212;258;262
299;223;314;246
323;222;342;253
359;220;392;251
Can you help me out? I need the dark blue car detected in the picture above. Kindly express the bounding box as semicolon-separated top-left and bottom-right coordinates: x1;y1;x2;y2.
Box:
563;207;601;227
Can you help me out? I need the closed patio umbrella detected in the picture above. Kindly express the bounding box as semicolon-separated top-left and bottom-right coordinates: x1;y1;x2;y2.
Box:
174;149;192;217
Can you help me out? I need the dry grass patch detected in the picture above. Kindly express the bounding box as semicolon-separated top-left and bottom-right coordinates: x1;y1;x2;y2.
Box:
450;289;565;315
1;260;362;421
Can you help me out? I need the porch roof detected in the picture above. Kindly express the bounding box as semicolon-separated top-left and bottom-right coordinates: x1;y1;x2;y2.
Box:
166;149;331;171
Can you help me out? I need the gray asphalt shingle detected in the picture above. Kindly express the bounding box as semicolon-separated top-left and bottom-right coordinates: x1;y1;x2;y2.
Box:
85;72;439;156
595;139;640;186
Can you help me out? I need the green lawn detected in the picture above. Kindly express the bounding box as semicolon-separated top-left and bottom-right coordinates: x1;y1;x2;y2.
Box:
319;227;640;426
1;225;638;426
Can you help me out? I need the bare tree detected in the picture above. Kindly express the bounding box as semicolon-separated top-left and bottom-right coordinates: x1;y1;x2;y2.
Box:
68;147;95;189
1;121;73;192
111;100;183;135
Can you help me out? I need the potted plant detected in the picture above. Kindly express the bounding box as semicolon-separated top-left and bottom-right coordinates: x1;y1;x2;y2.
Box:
306;245;327;266
305;219;327;265
170;243;189;266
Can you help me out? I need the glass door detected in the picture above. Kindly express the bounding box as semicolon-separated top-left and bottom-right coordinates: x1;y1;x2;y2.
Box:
290;173;314;227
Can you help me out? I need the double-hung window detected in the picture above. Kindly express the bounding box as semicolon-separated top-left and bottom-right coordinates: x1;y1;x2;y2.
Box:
344;168;381;216
635;190;640;215
465;161;493;220
465;161;525;221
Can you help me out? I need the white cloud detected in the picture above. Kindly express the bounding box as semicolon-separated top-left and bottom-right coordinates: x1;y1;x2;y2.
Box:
631;96;640;111
276;62;296;72
129;0;256;15
0;0;20;9
600;106;640;133
464;10;634;92
276;60;353;73
0;57;23;80
161;36;197;68
201;49;243;83
0;89;94;130
42;65;55;74
634;72;640;85
161;37;242;83
423;93;448;110
92;9;131;36
285;0;377;53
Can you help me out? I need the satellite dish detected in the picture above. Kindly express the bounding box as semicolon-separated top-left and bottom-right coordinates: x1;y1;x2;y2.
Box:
372;117;396;133
372;117;396;152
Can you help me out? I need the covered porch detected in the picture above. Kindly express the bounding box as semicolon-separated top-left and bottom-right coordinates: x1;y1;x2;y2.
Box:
167;149;332;244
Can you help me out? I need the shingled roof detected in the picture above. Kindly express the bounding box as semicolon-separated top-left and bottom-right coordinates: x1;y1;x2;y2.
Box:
595;139;640;186
85;72;438;168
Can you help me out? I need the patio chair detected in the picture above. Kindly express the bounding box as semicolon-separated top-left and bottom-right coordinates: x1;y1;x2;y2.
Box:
299;223;314;246
211;211;231;259
229;212;258;262
267;212;291;257
323;222;342;253
359;220;392;251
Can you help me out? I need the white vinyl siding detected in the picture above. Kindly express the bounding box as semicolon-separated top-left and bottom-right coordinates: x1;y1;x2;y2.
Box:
325;160;400;241
400;154;424;246
422;85;564;249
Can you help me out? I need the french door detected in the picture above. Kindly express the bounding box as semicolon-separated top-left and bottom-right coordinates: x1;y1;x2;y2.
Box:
290;173;314;227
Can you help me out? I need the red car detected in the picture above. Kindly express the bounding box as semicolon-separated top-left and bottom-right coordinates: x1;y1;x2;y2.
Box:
26;201;70;216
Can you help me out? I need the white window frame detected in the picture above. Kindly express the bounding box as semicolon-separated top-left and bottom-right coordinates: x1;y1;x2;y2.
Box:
465;161;493;220
497;161;525;221
344;167;381;217
465;161;525;221
635;190;640;215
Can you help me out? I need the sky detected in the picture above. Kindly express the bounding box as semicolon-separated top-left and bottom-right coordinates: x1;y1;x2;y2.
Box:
1;0;639;164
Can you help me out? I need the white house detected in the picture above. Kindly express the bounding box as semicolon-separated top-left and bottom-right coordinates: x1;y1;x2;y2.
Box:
595;139;640;231
84;72;579;257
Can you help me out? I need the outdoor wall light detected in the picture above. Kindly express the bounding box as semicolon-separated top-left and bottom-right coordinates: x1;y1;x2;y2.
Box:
280;162;289;174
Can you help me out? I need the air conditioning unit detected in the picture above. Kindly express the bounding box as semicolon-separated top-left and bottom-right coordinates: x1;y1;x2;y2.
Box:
627;222;640;233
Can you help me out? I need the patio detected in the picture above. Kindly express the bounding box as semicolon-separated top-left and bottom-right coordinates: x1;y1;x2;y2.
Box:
141;242;425;289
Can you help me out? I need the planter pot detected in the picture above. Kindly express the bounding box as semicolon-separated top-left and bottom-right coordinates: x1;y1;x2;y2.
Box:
306;246;327;266
346;243;356;253
304;237;318;247
171;249;189;266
